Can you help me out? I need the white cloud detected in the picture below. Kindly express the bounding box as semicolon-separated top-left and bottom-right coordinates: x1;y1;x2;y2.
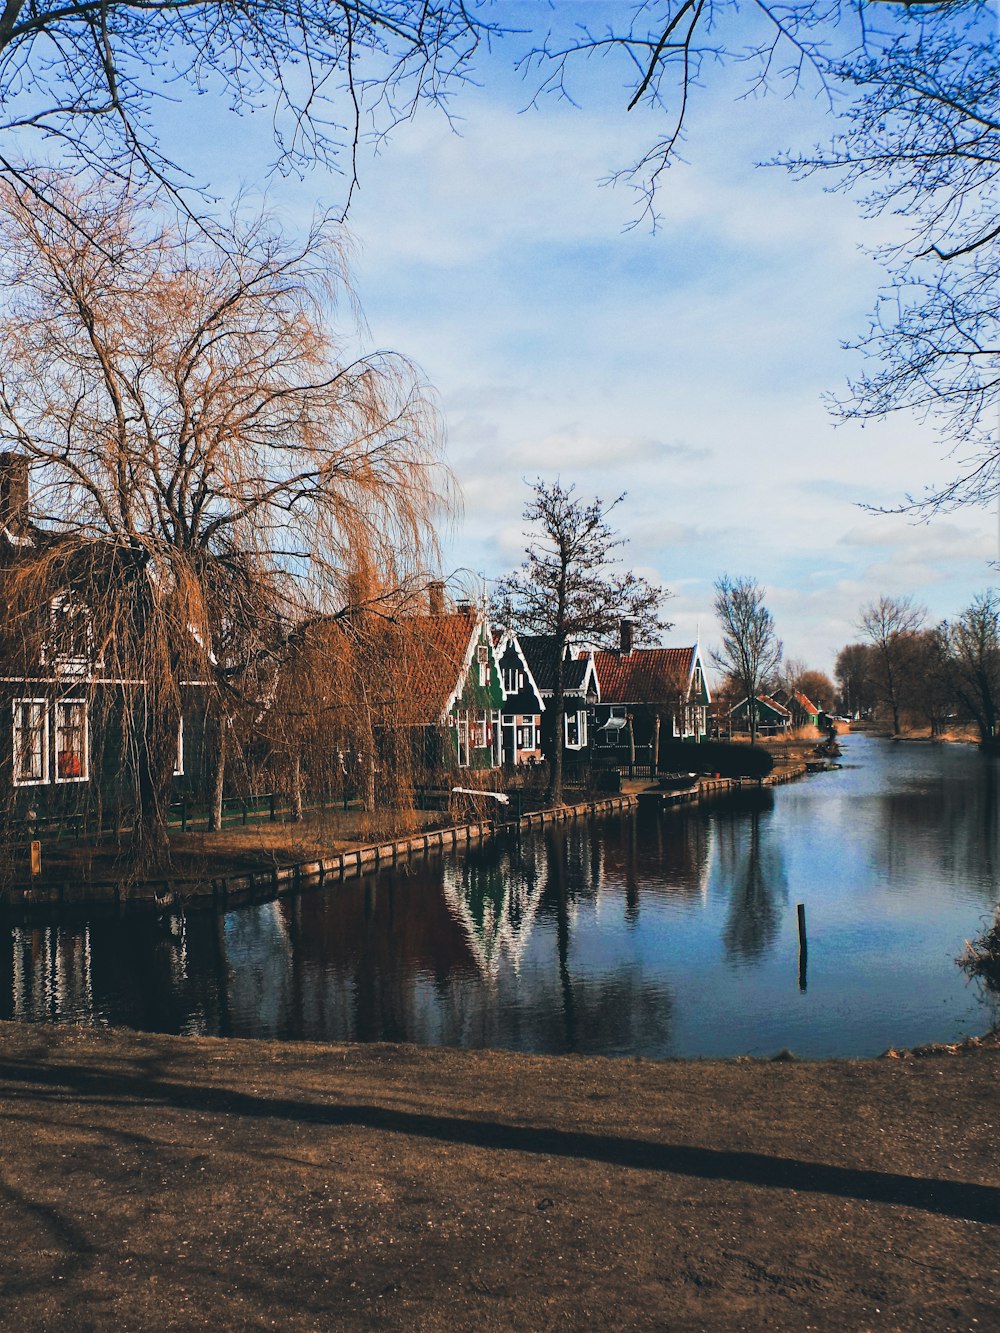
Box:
172;36;997;677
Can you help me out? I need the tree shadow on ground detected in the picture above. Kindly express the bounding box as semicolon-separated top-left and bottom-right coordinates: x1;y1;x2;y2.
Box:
1;1057;997;1226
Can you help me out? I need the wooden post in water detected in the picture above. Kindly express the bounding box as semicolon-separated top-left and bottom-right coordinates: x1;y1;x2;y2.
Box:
797;902;808;991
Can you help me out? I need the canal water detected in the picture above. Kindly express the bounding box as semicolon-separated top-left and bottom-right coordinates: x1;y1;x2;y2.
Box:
2;734;997;1058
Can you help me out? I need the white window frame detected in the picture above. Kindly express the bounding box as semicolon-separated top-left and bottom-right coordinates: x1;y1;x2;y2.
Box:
12;698;48;786
516;716;536;753
174;715;185;777
474;709;489;749
565;708;587;750
54;698;89;784
503;667;524;694
477;643;489;687
456;714;470;768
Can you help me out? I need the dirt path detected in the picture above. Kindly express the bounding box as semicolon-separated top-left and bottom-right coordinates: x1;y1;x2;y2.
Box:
0;1026;996;1330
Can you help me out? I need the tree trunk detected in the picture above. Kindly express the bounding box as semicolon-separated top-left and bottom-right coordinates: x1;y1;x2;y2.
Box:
209;723;226;833
132;694;178;873
549;646;566;805
290;753;303;822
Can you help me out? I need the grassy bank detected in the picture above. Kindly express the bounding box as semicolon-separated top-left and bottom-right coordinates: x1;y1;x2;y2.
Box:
0;1023;996;1330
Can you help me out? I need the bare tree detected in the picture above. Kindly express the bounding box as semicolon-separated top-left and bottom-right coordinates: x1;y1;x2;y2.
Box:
943;590;1000;746
494;480;668;804
0;2;494;218
532;7;997;507
785;16;1000;507
906;628;954;738
0;179;449;868
834;642;876;719
0;4;979;227
712;575;782;745
858;595;925;735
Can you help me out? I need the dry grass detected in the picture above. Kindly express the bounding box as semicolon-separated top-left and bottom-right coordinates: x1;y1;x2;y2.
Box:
22;805;452;883
0;1024;995;1331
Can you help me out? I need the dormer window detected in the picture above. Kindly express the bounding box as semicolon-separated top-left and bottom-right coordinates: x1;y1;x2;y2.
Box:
477;642;489;687
43;594;101;677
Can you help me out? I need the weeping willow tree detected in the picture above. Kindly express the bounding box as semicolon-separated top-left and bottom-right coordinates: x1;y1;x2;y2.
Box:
266;580;434;841
0;180;451;871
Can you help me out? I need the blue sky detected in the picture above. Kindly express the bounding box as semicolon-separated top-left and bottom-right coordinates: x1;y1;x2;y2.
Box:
170;7;996;675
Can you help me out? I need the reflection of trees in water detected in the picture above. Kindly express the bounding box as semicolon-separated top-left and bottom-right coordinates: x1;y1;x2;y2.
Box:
599;810;712;923
533;826;675;1053
219;903;296;1038
467;967;673;1058
872;752;1000;904
713;800;788;964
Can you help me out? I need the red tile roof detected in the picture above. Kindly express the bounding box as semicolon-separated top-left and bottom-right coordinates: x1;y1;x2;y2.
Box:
400;610;480;723
593;646;696;705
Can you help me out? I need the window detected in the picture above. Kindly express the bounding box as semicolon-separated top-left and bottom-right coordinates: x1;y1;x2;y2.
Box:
599;707;627;746
565;709;587;749
474;709;489;748
456;714;470;767
13;699;47;785
516;716;536;753
44;594;100;677
503;667;524;694
477;643;489;687
54;699;88;782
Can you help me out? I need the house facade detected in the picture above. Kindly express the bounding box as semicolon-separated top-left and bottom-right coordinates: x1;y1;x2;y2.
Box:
729;694;791;736
771;688;822;729
405;589;504;772
493;632;545;766
592;621;711;763
0;452;204;823
516;635;600;768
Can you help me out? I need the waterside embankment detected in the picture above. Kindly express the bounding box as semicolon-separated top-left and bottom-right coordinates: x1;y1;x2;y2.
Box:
3;765;808;915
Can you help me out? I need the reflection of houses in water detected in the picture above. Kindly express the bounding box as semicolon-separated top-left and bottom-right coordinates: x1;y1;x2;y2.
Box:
9;925;96;1022
441;843;549;981
597;811;713;920
3;914;209;1032
222;901;295;1037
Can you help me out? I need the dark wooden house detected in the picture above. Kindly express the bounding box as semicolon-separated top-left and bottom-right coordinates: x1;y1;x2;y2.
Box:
493;631;546;766
516;636;600;767
592;622;711;765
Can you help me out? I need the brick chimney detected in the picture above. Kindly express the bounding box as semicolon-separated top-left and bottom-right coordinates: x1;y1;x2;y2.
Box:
428;580;446;615
620;618;635;655
0;452;29;532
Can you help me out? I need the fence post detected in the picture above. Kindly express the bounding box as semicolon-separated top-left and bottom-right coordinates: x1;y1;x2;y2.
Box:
181;798;188;834
270;793;276;822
